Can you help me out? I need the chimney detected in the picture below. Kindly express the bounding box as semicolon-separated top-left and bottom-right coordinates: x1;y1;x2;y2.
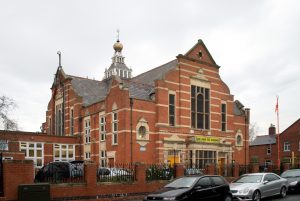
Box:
269;124;276;135
245;108;250;124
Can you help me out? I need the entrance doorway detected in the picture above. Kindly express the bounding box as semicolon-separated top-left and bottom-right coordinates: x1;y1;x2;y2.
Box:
167;150;180;167
218;158;225;176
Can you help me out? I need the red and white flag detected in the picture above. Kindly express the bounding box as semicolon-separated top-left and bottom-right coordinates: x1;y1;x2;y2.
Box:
275;96;279;113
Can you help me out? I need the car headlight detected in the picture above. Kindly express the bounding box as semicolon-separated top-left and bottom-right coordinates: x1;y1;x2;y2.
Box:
238;187;250;194
289;181;298;186
163;197;176;200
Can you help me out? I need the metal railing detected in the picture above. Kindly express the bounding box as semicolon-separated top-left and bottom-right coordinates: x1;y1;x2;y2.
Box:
97;163;135;183
146;164;174;181
184;163;206;176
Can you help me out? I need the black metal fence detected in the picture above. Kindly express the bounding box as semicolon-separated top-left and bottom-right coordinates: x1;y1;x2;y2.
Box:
146;164;174;181
0;153;3;196
97;163;135;183
184;163;206;176
34;161;84;184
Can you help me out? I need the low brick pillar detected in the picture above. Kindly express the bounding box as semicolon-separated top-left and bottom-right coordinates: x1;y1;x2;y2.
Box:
174;163;184;178
282;163;290;172
233;164;239;178
3;160;34;201
135;163;146;184
251;163;259;173
84;162;97;188
206;164;215;175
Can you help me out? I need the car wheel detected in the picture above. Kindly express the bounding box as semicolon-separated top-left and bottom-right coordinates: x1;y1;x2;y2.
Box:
224;194;232;201
280;186;287;198
252;190;261;201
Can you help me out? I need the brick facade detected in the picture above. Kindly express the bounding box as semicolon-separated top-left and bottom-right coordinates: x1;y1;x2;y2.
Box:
0;130;80;168
1;39;250;169
249;119;300;167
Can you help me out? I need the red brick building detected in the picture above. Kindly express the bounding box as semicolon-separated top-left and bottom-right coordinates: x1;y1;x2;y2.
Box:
249;119;300;167
1;38;250;168
0;130;80;168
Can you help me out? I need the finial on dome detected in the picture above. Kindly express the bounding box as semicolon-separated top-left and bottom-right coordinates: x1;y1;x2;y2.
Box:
117;29;120;42
57;51;62;68
113;29;123;52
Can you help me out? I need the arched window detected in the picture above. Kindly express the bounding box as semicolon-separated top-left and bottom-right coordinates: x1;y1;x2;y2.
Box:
191;85;210;129
237;135;242;145
138;126;147;139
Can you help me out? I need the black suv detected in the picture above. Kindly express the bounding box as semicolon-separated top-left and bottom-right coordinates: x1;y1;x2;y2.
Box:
144;175;232;201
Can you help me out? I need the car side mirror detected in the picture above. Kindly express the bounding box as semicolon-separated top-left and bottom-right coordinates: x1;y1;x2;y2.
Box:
194;185;202;190
263;180;269;184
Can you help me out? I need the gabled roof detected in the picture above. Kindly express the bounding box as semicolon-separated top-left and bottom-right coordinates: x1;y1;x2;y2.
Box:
124;80;154;100
184;39;218;67
69;75;112;106
280;118;300;134
132;59;178;86
250;135;276;146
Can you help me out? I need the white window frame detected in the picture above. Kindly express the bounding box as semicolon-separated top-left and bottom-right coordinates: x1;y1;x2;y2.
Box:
112;111;118;145
85;152;91;159
53;144;75;161
84;118;91;144
284;142;290;152
265;160;272;166
20;142;44;168
100;150;107;167
100;115;106;141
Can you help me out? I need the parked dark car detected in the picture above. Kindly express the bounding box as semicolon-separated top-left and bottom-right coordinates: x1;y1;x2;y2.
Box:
144;175;232;201
35;161;84;182
281;169;300;193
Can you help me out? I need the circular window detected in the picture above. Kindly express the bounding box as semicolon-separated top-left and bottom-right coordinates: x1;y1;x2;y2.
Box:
138;126;146;139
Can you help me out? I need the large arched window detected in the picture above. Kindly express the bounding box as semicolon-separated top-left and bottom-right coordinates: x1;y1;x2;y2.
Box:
191;85;210;129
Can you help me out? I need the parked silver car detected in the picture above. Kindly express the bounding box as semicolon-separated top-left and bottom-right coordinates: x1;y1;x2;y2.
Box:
230;173;288;201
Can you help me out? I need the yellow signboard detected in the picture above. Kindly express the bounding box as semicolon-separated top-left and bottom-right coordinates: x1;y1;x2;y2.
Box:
195;136;220;144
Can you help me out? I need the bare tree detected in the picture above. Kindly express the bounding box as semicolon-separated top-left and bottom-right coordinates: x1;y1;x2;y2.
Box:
249;122;259;142
0;95;18;130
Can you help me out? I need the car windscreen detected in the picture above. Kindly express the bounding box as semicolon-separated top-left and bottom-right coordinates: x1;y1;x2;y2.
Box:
165;177;198;188
234;175;263;183
281;170;300;178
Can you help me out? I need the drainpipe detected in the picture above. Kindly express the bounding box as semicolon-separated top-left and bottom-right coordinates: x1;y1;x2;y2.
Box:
245;108;250;171
130;98;133;164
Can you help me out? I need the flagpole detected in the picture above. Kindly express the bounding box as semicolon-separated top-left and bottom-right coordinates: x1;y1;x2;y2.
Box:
276;96;280;169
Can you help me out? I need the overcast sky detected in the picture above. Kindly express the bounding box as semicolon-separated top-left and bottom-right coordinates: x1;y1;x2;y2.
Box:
0;0;299;136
